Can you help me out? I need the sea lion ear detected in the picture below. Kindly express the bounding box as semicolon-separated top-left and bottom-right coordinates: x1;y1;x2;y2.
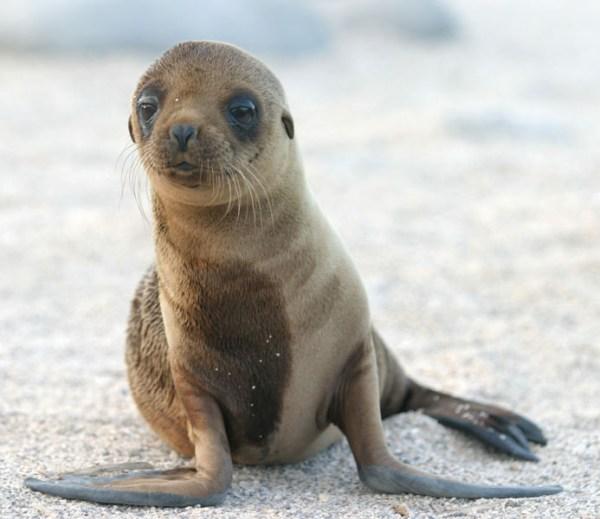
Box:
282;111;294;139
128;116;136;143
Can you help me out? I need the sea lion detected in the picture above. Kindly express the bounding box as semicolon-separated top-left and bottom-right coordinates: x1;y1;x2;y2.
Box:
25;41;561;507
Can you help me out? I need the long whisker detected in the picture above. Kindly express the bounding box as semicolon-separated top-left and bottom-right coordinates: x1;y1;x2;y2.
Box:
222;171;234;220
136;148;154;222
233;164;259;228
231;165;250;226
246;167;265;228
245;163;274;226
117;144;150;223
116;143;136;202
211;161;223;206
244;165;262;228
243;167;258;228
119;147;138;203
231;172;242;224
206;160;217;205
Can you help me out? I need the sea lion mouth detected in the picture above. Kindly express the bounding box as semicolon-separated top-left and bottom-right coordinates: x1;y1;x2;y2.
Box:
164;163;204;188
172;161;197;172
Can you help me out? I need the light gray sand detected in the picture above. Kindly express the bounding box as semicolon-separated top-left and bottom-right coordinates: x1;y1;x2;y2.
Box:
1;2;599;518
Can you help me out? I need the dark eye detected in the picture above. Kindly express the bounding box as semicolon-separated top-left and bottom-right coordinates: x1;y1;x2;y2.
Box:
140;103;157;122
137;96;159;125
227;96;257;130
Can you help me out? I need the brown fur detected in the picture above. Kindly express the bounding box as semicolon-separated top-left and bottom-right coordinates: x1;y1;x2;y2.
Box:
125;42;373;466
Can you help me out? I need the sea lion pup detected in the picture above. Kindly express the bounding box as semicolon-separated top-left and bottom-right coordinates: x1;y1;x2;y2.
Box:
25;41;561;507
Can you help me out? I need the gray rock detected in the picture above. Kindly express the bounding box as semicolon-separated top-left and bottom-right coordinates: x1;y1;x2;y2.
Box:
0;0;329;56
318;0;460;41
447;110;573;143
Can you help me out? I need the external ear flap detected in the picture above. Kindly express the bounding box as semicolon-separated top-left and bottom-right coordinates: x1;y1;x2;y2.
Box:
282;112;294;139
128;116;136;143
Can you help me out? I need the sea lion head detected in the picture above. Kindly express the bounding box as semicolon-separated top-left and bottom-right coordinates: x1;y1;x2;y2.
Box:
129;41;295;207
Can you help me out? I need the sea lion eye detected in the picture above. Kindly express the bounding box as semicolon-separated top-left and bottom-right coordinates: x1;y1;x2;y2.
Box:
227;96;257;130
137;96;159;126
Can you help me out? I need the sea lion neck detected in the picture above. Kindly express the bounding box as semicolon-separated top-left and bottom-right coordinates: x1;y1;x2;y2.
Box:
151;179;307;266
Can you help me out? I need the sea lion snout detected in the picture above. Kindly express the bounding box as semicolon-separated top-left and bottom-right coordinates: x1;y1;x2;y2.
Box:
155;116;234;190
169;124;198;152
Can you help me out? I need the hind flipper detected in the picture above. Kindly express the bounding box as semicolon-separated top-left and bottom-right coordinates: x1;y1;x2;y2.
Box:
405;382;547;461
372;328;550;461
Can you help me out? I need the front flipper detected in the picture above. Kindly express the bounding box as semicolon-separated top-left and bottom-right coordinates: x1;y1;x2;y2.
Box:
331;341;562;499
25;463;225;507
404;383;546;461
25;384;233;507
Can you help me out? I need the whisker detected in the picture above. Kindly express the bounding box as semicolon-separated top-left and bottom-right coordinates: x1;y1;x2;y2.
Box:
206;160;218;205
135;149;153;222
245;163;274;226
222;172;234;221
231;165;250;226
233;164;259;228
116;144;150;223
231;172;242;224
117;145;138;203
116;145;133;195
246;167;264;228
210;161;223;206
244;168;258;228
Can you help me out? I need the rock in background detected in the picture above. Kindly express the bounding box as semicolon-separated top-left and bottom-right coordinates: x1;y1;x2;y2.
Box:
0;0;330;56
318;0;459;42
0;0;459;57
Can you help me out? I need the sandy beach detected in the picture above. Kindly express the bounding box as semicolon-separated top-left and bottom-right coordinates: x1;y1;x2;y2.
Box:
1;1;599;517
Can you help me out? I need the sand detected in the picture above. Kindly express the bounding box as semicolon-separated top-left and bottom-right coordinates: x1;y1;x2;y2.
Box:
1;1;599;517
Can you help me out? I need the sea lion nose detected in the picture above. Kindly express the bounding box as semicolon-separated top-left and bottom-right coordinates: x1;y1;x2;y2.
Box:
169;124;197;152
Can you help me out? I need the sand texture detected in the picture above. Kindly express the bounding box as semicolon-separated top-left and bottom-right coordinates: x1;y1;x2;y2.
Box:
1;1;599;518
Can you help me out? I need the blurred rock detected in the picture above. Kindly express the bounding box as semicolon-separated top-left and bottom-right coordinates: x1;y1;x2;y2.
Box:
317;0;460;42
447;110;573;143
0;0;329;56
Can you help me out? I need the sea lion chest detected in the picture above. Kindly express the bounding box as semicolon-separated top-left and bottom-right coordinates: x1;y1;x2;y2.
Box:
157;210;370;464
159;256;292;456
